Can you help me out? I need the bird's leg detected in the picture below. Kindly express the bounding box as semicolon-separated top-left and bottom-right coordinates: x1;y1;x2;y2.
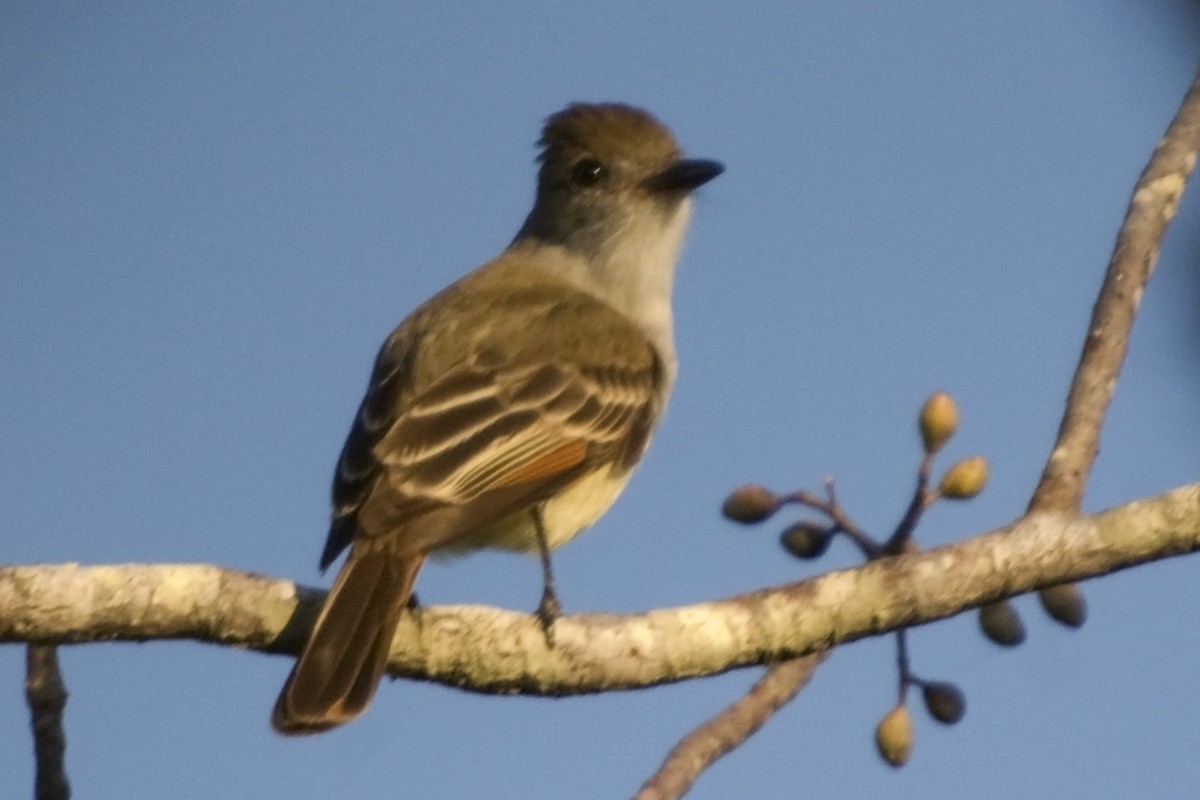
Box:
532;506;561;644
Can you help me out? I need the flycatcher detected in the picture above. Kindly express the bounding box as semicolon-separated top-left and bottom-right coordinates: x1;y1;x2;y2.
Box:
272;102;722;734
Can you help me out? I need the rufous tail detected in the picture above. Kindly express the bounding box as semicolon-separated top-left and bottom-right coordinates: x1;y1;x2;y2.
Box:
272;541;423;735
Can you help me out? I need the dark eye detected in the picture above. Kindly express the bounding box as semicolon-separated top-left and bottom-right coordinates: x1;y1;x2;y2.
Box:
571;158;607;187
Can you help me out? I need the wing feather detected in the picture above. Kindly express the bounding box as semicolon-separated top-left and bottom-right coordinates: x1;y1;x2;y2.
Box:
320;273;666;567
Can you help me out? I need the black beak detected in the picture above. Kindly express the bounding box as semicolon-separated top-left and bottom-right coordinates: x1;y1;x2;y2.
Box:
646;158;724;193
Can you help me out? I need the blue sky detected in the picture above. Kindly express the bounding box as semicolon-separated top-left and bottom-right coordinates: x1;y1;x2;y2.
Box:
2;3;1199;798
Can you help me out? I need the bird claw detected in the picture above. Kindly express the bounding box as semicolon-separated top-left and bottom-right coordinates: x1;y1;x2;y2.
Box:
535;588;561;646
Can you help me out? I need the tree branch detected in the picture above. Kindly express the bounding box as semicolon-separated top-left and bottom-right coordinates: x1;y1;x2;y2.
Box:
637;67;1200;797
25;645;70;800
1029;66;1200;515
634;655;827;800
2;483;1196;695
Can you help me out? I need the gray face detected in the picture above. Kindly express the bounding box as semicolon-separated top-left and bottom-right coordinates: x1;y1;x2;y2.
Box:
519;103;721;256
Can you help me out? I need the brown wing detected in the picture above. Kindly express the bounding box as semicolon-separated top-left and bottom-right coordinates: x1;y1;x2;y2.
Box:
319;276;664;568
320;323;421;570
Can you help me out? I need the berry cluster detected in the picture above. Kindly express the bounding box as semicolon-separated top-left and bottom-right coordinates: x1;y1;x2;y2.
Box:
721;392;1002;767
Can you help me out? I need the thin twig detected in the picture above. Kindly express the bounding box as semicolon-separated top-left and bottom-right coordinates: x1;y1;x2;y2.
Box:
785;483;879;558
25;645;70;800
883;453;935;555
894;630;911;706
633;655;827;800
1029;66;1200;515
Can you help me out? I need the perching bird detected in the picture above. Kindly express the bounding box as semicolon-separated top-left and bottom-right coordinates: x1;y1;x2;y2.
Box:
272;102;722;734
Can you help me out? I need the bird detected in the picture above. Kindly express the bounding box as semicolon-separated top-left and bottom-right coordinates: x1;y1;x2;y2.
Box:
272;102;723;734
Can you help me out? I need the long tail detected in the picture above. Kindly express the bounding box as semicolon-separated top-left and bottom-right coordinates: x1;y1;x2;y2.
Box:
272;539;424;735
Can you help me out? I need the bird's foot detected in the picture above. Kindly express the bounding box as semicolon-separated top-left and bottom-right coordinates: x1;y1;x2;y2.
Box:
535;587;561;647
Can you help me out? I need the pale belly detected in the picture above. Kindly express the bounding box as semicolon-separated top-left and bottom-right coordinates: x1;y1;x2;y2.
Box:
430;465;633;558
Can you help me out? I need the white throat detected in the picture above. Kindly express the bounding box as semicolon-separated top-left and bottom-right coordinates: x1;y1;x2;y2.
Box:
558;197;692;382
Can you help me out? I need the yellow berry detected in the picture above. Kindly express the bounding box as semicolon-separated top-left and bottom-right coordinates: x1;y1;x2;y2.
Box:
938;456;988;499
918;392;958;454
874;704;914;767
